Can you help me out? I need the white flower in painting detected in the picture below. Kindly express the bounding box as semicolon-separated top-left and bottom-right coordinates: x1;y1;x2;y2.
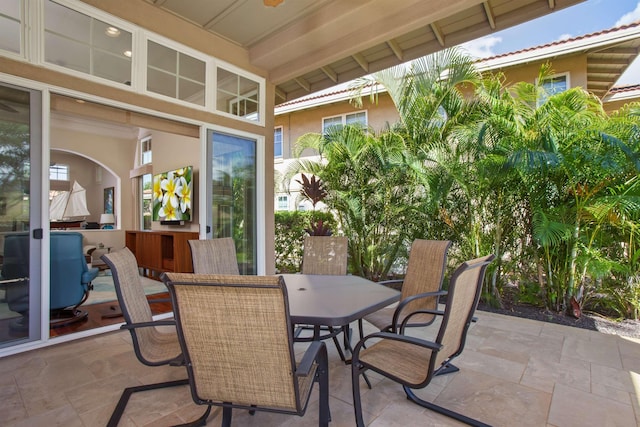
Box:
161;171;183;211
177;177;191;213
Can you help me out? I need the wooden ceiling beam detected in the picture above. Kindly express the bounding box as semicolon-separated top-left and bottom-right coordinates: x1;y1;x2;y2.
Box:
589;58;633;65
548;0;556;9
482;2;496;30
352;53;369;72
321;66;338;83
430;22;445;47
294;77;311;92
387;39;404;61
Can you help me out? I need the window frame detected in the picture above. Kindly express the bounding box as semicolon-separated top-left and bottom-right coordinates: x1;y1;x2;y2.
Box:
274;126;283;159
321;110;367;134
536;72;570;105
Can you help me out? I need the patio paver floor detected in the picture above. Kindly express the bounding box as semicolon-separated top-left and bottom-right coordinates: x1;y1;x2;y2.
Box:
0;310;638;426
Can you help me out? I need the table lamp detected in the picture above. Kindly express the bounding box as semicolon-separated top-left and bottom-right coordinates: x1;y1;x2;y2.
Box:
100;213;115;229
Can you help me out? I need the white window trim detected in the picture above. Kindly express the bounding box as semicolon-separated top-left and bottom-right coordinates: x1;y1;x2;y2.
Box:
536;71;570;92
214;58;266;126
274;126;283;159
5;0;266;126
321;110;368;132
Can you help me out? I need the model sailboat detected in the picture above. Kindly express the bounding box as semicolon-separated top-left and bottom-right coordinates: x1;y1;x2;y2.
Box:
50;181;90;227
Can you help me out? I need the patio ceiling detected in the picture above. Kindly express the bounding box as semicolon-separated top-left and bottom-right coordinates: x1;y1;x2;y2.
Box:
143;0;586;102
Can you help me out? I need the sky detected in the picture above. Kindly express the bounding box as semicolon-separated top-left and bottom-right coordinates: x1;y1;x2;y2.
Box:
460;0;640;85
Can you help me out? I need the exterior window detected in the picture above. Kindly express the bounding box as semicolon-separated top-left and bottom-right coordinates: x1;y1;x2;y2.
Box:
147;40;205;105
217;67;260;121
49;164;69;181
0;0;21;54
140;136;152;165
139;136;152;230
277;195;288;210
274;127;283;158
44;0;132;85
538;73;569;105
322;111;367;134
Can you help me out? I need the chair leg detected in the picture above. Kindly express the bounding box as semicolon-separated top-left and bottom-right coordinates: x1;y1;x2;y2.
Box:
221;406;232;427
317;346;331;427
403;386;492;427
173;405;212;427
436;363;460;376
351;363;366;427
107;379;189;427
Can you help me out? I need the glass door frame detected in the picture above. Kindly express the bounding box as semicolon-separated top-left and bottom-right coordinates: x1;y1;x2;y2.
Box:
0;79;45;353
203;126;265;275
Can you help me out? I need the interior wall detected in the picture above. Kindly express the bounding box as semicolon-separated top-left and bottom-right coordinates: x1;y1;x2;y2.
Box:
148;129;200;233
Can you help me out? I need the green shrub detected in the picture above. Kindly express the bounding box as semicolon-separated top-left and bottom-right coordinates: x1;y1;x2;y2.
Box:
274;210;337;273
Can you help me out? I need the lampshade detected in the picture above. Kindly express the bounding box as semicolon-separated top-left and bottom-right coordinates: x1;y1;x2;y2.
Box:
100;213;115;225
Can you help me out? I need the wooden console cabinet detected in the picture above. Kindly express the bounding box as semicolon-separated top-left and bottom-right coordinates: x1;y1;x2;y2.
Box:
125;230;199;278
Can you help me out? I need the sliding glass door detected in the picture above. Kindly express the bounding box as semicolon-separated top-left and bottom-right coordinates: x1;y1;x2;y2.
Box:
207;131;256;274
0;83;43;349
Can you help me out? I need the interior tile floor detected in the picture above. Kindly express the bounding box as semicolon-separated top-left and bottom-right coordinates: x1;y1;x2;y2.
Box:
0;311;638;426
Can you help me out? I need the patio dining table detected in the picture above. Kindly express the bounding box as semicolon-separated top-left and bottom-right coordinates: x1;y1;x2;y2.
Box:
280;274;401;355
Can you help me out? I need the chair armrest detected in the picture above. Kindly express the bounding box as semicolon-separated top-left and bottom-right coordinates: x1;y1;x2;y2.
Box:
377;279;404;291
296;341;326;377
356;331;443;355
121;319;177;330
391;290;448;332
82;267;99;284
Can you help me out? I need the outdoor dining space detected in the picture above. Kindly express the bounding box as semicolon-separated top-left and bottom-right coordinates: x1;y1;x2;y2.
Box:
0;237;638;427
1;308;638;426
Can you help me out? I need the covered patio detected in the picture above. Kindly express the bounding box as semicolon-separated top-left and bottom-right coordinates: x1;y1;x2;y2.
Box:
1;311;638;426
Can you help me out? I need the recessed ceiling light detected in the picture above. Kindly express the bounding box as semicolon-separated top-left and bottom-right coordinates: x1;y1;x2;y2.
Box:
75;99;85;104
123;50;132;58
106;27;120;37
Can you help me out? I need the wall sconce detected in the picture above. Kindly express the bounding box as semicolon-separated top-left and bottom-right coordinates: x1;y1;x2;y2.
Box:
100;213;115;229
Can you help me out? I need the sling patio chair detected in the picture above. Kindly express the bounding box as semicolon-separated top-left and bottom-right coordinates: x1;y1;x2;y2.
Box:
101;248;211;427
358;239;451;342
296;235;351;362
188;237;240;275
351;254;495;427
162;272;331;427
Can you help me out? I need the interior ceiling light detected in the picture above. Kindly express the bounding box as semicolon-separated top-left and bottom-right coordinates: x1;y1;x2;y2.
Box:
264;0;284;6
123;50;132;58
105;26;120;37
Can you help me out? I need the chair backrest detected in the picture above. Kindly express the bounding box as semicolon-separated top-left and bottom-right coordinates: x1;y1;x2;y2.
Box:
431;254;495;373
163;273;303;411
188;238;239;275
399;239;451;319
50;232;92;309
4;232;92;312
101;247;166;364
302;235;348;275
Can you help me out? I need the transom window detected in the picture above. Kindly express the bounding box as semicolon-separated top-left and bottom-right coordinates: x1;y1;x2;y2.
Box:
0;0;21;54
217;67;260;122
140;136;152;165
44;0;133;85
146;40;205;106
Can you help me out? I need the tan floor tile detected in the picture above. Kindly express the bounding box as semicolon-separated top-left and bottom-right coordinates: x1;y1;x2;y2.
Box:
454;348;527;382
561;335;622;368
549;383;637;427
433;369;551;427
7;404;84;427
591;363;637;394
0;382;28;426
521;355;591;393
474;311;544;336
